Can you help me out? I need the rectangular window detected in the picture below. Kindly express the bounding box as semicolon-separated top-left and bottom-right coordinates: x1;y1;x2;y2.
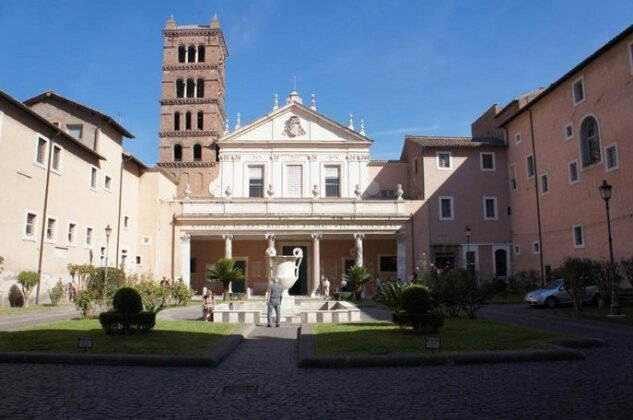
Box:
480;152;495;171
526;155;535;179
572;77;585;105
136;256;142;265
515;132;521;144
439;196;454;220
569;161;579;184
286;165;303;197
100;247;106;266
324;165;340;197
532;241;540;254
67;223;76;245
121;250;128;270
86;227;93;247
90;166;97;189
35;137;47;165
573;225;584;248
564;123;573;140
51;144;62;173
605;144;618;171
483;197;498;220
104;175;112;191
379;256;398;272
509;164;517;191
124;216;129;228
436;151;451;169
541;174;549;194
248;166;264;198
380;190;396;198
24;212;37;239
45;217;57;242
67;124;83;140
513;244;521;256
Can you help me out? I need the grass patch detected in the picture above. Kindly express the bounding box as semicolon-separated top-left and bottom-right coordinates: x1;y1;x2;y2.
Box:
312;318;561;355
0;304;73;314
554;305;633;325
0;319;239;356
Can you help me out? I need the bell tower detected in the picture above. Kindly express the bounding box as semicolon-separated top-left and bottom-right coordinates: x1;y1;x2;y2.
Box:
158;14;227;197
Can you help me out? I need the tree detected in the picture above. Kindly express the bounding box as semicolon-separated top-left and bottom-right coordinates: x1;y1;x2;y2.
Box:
560;257;594;311
344;265;372;301
207;258;244;301
17;271;39;307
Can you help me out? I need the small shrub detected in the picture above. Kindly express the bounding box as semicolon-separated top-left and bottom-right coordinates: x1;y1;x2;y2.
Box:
134;278;170;312
491;278;508;294
17;271;39;307
99;311;156;334
510;270;541;294
8;284;24;308
561;257;595;311
49;280;66;306
373;282;408;312
75;290;97;318
401;285;431;314
112;287;143;314
171;280;194;306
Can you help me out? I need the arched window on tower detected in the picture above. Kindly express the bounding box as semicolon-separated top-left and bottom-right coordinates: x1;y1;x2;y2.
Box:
197;111;204;130
197;45;205;62
186;79;195;98
580;116;601;167
185;112;192;130
174;144;182;162
193;144;202;161
174;112;180;131
178;46;186;63
196;79;204;98
176;79;184;98
187;45;195;63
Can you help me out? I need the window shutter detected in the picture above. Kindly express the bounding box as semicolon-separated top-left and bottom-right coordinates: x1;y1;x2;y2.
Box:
286;165;302;197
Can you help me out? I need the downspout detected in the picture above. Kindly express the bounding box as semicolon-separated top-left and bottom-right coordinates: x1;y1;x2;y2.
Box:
35;131;61;304
410;213;416;273
171;213;176;280
528;109;545;287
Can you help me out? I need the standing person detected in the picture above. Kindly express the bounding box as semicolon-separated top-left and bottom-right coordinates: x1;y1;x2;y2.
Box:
323;277;330;298
266;278;283;327
202;289;215;322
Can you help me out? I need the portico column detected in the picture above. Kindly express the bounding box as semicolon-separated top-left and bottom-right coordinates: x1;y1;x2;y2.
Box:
180;232;191;288
311;233;322;297
354;233;364;266
265;233;276;251
223;234;233;258
397;231;407;283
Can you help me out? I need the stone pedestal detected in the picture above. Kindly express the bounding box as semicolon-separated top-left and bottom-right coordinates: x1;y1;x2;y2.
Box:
280;295;296;317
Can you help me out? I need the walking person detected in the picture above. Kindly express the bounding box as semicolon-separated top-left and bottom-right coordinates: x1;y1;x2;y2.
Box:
266;278;283;327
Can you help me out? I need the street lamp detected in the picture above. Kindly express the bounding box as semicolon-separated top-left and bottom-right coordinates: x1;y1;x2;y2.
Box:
599;180;621;317
104;224;112;286
465;225;472;284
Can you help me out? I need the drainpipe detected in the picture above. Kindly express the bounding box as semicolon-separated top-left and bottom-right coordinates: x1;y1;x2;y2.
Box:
410;214;416;273
528;109;545;288
35;131;61;304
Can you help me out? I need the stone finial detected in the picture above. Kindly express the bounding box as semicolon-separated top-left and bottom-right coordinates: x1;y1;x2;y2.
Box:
348;113;354;130
273;93;279;111
312;184;319;199
287;90;302;104
359;119;366;136
165;15;177;29
224;118;229;135
184;183;192;200
354;184;362;200
310;94;317;111
267;184;275;198
225;185;232;199
210;14;220;29
235;113;241;130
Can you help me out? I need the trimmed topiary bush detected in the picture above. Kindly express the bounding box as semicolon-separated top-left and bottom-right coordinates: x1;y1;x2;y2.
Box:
8;284;24;307
99;311;156;334
401;285;431;314
112;287;143;314
392;312;444;334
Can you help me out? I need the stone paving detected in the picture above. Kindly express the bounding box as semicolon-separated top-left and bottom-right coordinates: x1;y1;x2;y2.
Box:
1;304;632;419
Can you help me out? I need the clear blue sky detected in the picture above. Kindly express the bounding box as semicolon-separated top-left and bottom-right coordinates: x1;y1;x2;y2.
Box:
1;1;632;164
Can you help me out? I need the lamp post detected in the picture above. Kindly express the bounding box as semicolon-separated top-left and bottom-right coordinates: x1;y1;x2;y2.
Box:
104;224;112;287
599;180;621;317
465;225;472;284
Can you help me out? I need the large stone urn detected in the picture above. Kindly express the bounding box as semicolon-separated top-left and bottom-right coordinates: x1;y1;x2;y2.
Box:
266;247;303;297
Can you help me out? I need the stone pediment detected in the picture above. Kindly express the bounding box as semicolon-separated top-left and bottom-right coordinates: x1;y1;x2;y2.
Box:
219;101;371;144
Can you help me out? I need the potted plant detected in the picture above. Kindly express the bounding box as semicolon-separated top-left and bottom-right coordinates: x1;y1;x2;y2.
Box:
344;265;371;301
208;258;244;301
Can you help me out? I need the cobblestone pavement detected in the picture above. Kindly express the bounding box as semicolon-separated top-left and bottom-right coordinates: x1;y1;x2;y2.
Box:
1;304;632;419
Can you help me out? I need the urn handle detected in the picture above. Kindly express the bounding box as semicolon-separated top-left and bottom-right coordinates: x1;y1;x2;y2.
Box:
293;247;303;279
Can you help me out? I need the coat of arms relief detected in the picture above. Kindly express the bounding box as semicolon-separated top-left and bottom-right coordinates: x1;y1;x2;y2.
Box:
282;116;306;138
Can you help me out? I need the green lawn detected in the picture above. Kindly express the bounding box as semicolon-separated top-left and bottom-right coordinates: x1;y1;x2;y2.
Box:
0;319;240;356
312;318;561;355
0;303;73;314
555;305;633;325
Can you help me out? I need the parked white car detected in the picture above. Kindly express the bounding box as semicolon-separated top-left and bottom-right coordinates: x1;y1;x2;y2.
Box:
524;279;600;308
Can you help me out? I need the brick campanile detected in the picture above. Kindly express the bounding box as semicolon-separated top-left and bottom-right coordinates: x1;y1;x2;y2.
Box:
158;14;227;197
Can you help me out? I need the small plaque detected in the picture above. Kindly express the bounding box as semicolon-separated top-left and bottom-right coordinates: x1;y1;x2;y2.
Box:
425;337;440;350
77;336;93;351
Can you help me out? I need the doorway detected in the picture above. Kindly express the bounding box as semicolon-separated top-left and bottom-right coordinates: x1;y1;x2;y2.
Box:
283;245;308;295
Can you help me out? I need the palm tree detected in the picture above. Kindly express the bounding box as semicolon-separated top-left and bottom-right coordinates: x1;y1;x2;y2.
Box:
344;265;372;301
208;258;244;300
